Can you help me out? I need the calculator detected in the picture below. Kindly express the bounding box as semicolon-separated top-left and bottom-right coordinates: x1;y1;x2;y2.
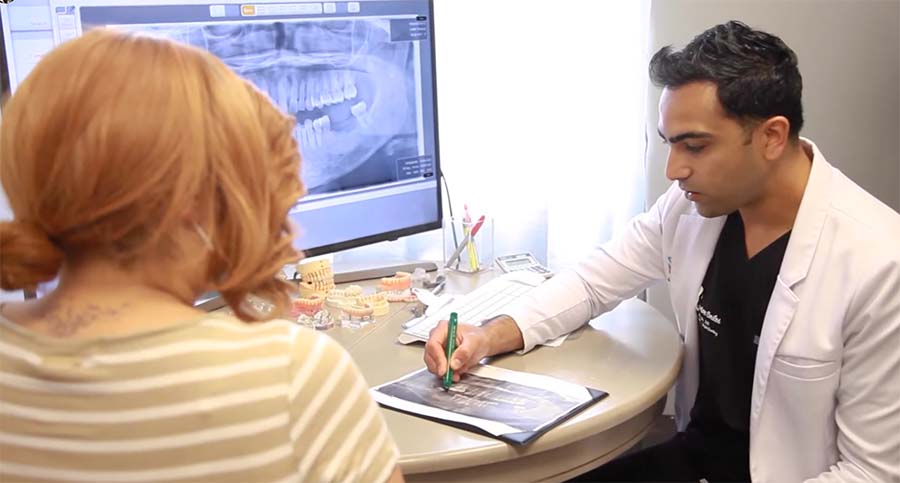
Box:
495;252;553;278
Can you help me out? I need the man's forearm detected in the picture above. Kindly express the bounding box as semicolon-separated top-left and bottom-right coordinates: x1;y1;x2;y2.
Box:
482;315;525;356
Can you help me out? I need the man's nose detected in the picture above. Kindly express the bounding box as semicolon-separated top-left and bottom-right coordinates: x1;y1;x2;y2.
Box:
665;151;691;181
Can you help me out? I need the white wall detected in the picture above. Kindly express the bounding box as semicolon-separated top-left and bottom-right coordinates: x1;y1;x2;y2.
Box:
332;0;652;272
645;0;900;324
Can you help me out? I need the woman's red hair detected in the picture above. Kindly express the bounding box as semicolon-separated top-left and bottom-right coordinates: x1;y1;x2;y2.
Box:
0;28;304;320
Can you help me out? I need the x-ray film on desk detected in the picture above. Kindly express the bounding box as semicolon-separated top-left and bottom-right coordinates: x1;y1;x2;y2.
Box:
371;365;607;445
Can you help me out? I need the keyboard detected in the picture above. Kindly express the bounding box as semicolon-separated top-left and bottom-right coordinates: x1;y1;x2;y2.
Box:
398;270;547;344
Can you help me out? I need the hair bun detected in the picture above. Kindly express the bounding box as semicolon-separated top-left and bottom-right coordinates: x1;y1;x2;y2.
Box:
0;220;64;291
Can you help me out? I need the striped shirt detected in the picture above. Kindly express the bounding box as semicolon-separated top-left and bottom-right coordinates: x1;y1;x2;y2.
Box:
0;313;398;482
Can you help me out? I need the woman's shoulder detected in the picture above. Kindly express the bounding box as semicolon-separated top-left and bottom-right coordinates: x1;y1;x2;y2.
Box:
185;313;301;336
201;315;345;361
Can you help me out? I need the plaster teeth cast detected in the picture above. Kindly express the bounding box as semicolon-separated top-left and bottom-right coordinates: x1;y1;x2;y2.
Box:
291;293;326;317
358;293;390;316
378;272;416;302
296;259;335;297
290;264;423;327
378;271;412;291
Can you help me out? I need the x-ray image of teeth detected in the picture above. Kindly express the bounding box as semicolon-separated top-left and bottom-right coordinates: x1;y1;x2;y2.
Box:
127;20;420;195
377;370;585;433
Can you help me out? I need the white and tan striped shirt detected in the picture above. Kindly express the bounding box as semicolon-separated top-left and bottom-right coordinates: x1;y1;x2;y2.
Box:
0;313;398;482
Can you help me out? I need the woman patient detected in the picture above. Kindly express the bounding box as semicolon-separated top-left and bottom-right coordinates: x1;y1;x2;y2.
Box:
0;28;402;482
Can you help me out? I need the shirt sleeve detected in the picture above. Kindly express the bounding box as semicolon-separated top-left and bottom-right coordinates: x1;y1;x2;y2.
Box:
287;329;400;483
503;183;677;352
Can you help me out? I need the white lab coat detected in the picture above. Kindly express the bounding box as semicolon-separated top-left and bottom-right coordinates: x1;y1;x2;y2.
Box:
504;139;900;482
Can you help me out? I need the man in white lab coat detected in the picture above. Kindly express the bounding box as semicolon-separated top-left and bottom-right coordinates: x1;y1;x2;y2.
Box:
424;20;900;482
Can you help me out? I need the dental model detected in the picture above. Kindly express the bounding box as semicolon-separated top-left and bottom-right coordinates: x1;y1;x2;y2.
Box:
296;310;333;331
345;302;375;319
358;293;390;316
319;285;363;320
378;271;412;291
296;259;335;297
324;296;347;314
342;302;375;329
291;263;421;328
378;271;417;302
298;281;331;298
330;285;363;302
297;259;334;281
291;293;326;317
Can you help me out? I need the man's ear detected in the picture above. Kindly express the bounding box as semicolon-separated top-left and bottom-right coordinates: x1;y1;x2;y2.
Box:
759;115;791;161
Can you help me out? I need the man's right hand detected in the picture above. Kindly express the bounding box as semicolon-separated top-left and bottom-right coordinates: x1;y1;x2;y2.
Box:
423;320;492;382
423;315;525;381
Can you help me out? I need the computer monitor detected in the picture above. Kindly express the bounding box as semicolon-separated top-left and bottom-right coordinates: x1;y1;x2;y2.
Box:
1;0;442;268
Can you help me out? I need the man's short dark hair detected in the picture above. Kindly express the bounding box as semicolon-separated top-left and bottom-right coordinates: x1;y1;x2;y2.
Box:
649;20;804;138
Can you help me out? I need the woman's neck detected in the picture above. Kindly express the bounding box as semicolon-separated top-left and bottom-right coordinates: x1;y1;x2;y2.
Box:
3;257;209;339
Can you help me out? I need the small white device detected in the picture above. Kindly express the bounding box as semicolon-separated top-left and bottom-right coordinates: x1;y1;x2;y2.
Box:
495;252;553;278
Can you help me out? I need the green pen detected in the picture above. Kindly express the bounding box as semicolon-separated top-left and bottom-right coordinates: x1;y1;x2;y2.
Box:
443;312;459;390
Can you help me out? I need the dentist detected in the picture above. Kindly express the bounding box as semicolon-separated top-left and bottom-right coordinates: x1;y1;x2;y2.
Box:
424;20;900;482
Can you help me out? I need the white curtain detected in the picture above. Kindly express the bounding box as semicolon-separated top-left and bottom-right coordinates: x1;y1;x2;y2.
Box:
335;0;651;271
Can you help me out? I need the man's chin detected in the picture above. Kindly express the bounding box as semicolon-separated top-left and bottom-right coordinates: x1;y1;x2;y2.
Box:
693;203;727;218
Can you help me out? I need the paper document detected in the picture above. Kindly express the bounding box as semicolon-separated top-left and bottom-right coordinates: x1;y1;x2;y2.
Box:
371;365;607;445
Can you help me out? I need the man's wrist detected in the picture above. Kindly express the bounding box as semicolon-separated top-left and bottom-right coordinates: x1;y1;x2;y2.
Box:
482;314;525;356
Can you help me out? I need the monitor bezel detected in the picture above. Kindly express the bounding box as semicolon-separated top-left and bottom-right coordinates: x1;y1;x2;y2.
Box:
0;0;444;258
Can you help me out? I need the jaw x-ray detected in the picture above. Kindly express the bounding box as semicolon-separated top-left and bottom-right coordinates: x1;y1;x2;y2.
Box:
138;19;420;195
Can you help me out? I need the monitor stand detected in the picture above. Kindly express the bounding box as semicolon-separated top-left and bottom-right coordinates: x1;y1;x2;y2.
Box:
334;260;438;284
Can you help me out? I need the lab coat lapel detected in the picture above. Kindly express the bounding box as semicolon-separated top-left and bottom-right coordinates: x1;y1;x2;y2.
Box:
750;139;833;434
669;212;725;428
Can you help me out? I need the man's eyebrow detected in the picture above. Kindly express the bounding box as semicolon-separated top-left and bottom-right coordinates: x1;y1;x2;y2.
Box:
657;128;713;144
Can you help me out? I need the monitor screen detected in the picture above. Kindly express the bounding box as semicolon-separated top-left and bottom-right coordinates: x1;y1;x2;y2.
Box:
1;0;442;257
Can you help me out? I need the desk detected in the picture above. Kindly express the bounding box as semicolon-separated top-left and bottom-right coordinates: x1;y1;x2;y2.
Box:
327;271;684;482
